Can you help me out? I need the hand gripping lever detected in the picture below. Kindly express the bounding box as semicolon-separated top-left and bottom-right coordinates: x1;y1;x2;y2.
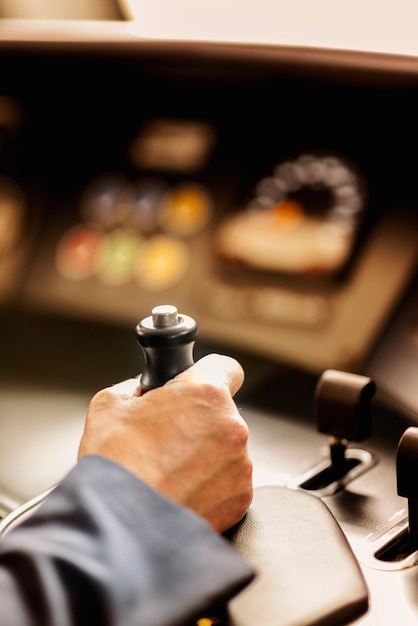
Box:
0;304;197;539
135;308;370;625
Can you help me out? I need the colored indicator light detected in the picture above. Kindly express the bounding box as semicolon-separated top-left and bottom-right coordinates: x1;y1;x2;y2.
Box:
158;183;212;237
269;199;305;230
97;229;142;286
79;173;128;228
119;179;166;234
134;234;190;291
55;224;104;281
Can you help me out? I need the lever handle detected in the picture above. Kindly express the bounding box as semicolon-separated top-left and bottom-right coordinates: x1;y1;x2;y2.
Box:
136;304;198;393
397;427;418;499
315;369;376;442
397;426;418;547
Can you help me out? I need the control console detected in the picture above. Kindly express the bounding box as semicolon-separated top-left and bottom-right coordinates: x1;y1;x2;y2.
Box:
239;370;418;625
0;306;417;625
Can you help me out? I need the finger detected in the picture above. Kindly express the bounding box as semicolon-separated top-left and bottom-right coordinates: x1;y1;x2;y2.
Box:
106;377;143;398
170;353;245;397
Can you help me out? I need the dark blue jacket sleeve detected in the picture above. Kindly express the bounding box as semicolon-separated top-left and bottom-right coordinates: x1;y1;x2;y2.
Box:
0;455;255;626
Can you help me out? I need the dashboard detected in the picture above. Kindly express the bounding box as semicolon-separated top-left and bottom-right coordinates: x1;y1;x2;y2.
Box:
2;19;418;625
1;28;418;376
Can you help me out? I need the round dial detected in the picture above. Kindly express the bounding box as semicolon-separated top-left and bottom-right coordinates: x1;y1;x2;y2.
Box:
216;152;366;277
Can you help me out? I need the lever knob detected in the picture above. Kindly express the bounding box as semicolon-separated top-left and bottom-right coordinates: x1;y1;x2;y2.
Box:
315;369;375;442
397;427;418;500
136;304;198;392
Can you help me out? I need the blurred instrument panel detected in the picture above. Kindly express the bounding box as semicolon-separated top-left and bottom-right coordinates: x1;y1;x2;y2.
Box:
4;20;418;626
1;32;418;381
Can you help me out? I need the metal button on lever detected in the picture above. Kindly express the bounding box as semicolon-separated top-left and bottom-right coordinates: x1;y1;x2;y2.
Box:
136;304;198;393
151;304;180;328
289;369;377;495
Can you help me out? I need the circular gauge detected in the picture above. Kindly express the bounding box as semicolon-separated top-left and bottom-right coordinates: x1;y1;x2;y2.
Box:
55;224;105;281
216;152;366;276
79;173;129;228
0;176;26;258
118;178;166;234
271;153;365;225
134;234;190;291
97;229;143;286
158;182;213;237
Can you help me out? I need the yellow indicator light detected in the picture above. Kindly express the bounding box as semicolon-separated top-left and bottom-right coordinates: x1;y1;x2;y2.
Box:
158;183;212;237
134;234;190;291
196;618;217;626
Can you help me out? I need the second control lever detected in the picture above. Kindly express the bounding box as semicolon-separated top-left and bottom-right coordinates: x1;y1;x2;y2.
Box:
315;369;376;475
396;427;418;551
373;426;418;564
291;369;377;494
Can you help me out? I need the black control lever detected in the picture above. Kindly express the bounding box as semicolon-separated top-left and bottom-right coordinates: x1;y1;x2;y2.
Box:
315;369;376;475
396;426;418;550
136;304;198;393
374;426;418;563
292;369;376;493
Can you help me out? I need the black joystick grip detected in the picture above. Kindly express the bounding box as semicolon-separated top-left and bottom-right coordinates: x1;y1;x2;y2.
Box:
136;304;198;393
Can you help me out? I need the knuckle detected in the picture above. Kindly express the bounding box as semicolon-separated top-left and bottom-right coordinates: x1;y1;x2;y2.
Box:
235;418;250;444
88;387;116;411
198;381;230;407
224;416;250;449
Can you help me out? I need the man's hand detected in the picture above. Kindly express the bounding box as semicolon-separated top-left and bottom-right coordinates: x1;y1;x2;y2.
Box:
78;354;253;533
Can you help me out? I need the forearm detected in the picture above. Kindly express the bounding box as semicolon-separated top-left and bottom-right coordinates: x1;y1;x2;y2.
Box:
0;456;254;626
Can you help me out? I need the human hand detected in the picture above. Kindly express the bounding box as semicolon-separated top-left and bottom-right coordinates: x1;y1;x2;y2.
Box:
78;354;253;533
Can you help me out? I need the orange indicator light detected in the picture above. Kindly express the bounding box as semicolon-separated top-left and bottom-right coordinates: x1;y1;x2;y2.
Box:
158;183;212;237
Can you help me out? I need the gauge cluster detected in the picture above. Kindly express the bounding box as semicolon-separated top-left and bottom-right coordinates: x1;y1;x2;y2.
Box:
1;50;418;374
216;151;367;278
